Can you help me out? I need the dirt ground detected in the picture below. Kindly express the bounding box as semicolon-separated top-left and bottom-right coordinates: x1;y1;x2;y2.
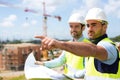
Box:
0;70;24;77
0;70;24;80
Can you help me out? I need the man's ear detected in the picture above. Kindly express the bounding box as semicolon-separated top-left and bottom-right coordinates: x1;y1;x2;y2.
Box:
102;24;107;32
82;26;85;31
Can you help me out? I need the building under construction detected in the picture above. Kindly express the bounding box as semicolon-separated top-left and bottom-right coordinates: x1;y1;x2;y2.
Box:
0;43;41;71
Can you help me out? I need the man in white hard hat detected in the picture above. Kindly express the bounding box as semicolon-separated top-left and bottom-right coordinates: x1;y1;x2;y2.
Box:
35;7;120;80
83;7;120;80
35;13;89;79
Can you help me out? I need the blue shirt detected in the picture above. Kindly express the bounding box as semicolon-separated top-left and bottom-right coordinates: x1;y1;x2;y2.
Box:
97;41;118;65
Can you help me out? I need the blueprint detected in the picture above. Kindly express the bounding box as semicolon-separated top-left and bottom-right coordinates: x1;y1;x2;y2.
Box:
24;52;73;80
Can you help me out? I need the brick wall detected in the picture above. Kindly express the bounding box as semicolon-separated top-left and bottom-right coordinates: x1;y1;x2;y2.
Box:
0;43;41;71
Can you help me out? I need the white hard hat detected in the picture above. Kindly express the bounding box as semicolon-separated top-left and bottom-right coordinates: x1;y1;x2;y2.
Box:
85;8;107;21
68;13;85;24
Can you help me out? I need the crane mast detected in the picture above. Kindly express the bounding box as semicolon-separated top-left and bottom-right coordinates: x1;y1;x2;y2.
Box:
42;2;61;36
41;1;62;61
42;2;47;36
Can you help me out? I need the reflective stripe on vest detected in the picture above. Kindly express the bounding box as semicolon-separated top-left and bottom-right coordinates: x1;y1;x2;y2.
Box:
86;38;120;80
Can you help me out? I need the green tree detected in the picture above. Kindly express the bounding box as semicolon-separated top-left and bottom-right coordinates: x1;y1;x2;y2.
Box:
111;35;120;42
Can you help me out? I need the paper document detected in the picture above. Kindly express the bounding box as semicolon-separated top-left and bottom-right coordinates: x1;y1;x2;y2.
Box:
24;52;73;80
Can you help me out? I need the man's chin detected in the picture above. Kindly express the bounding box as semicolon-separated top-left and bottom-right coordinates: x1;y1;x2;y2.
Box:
88;35;94;39
72;35;76;37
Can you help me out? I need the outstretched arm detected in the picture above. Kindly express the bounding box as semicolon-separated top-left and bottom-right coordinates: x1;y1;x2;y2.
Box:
35;36;108;61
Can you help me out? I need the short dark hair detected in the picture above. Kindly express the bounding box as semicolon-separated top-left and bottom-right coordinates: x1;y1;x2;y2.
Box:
101;20;108;25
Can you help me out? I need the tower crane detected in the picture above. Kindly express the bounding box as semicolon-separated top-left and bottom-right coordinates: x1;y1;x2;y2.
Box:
42;2;61;36
0;1;61;37
0;1;61;60
22;1;62;37
24;1;61;60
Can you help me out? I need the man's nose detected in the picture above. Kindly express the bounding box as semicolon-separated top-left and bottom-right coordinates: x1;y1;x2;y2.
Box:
88;26;93;31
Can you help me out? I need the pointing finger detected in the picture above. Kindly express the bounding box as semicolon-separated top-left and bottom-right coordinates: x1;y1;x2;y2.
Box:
34;36;45;39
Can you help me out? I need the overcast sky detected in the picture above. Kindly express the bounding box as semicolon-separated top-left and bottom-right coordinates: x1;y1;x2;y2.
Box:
0;0;120;41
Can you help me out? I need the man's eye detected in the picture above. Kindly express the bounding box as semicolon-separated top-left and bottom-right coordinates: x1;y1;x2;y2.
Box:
93;24;96;26
87;24;89;27
70;25;72;28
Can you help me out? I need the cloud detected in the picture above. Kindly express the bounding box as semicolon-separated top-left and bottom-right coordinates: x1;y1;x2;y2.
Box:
70;0;105;19
22;22;30;27
0;4;8;7
104;0;120;18
0;14;17;27
22;0;77;14
22;0;43;10
71;7;87;17
4;14;17;21
71;0;120;19
81;0;120;19
31;20;37;25
0;21;14;27
22;20;37;27
84;0;105;9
